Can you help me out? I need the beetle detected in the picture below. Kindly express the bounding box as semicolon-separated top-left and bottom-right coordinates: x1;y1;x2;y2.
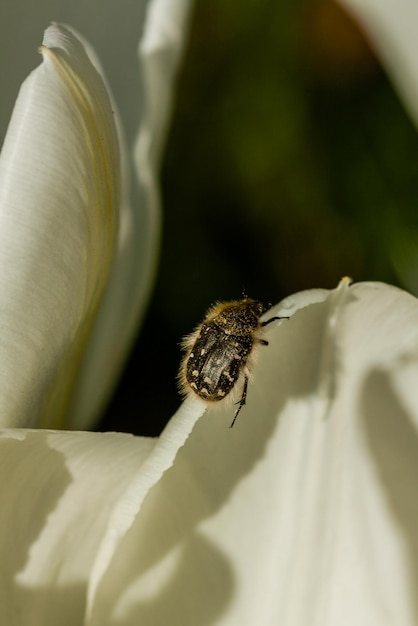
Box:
178;297;286;427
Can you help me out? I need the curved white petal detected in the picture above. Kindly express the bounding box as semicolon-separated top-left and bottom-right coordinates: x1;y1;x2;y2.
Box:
0;429;155;626
89;281;418;625
0;24;119;427
335;0;418;296
337;0;418;129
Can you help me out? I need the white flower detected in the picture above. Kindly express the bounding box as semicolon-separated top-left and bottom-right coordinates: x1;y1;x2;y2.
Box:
1;1;418;625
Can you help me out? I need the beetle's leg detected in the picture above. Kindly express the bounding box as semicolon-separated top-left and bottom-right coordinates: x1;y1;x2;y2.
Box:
260;339;269;346
261;315;289;327
230;376;248;428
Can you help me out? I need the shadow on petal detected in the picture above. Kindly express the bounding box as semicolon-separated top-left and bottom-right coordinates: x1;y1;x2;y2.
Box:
361;367;418;623
15;582;87;626
91;531;234;626
0;434;81;623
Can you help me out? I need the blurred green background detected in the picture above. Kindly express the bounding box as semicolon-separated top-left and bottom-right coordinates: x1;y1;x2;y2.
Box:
101;0;418;435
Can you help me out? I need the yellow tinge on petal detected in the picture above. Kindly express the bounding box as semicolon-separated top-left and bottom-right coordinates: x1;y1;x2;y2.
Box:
0;24;120;428
41;31;119;309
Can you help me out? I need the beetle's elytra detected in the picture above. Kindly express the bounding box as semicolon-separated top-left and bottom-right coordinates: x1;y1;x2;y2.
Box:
178;297;286;427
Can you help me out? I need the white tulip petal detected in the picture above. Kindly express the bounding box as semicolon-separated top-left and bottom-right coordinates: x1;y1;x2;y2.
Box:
334;2;418;292
137;0;192;171
0;428;155;626
337;0;418;129
88;281;418;625
0;24;119;428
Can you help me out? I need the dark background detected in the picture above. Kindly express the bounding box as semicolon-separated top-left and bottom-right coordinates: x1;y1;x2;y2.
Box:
100;0;418;436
